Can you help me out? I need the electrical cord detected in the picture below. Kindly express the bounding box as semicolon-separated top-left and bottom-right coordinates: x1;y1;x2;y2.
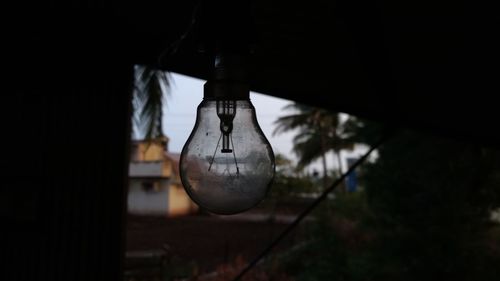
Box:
157;0;202;68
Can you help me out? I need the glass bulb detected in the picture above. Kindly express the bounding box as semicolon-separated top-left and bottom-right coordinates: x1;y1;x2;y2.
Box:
180;99;275;215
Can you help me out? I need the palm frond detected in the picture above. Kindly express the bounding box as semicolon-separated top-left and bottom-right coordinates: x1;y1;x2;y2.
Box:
132;65;171;140
273;102;362;172
273;113;311;135
292;129;316;143
293;136;324;167
281;103;313;112
273;102;324;136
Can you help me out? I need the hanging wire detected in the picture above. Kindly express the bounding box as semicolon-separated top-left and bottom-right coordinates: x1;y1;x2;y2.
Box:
157;0;202;68
231;130;396;281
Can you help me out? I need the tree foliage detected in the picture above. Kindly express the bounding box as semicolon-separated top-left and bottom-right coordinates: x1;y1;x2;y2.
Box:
270;153;317;197
273;103;356;188
279;123;500;281
358;130;500;280
132;65;170;140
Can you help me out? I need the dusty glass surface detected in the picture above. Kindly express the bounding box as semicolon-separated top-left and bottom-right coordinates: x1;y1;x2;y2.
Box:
180;100;275;214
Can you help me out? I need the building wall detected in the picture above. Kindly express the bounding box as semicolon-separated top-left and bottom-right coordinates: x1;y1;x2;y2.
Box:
128;179;197;216
128;138;197;217
128;179;169;215
168;183;198;216
162;160;174;178
137;142;166;161
129;161;164;177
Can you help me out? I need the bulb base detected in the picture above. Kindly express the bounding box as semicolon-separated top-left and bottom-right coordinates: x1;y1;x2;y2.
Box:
204;53;250;100
203;81;249;100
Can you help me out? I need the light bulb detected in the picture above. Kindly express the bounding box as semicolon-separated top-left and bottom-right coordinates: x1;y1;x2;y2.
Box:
180;96;275;215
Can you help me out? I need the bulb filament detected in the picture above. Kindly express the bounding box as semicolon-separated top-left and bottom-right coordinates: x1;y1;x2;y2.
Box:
207;100;240;175
217;100;236;153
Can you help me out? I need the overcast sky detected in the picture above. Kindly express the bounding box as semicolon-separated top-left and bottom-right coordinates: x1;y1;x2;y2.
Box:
162;73;367;173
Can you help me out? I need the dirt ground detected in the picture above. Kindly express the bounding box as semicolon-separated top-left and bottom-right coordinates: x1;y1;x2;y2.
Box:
125;208;308;275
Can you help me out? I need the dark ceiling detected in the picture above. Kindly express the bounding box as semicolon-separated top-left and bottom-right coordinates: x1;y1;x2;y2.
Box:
7;0;500;145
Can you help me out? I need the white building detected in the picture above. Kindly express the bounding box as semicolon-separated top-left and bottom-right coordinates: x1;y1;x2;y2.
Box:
128;136;198;217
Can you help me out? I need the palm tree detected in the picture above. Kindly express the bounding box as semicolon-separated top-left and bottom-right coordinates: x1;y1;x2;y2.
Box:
273;103;355;190
132;65;171;140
